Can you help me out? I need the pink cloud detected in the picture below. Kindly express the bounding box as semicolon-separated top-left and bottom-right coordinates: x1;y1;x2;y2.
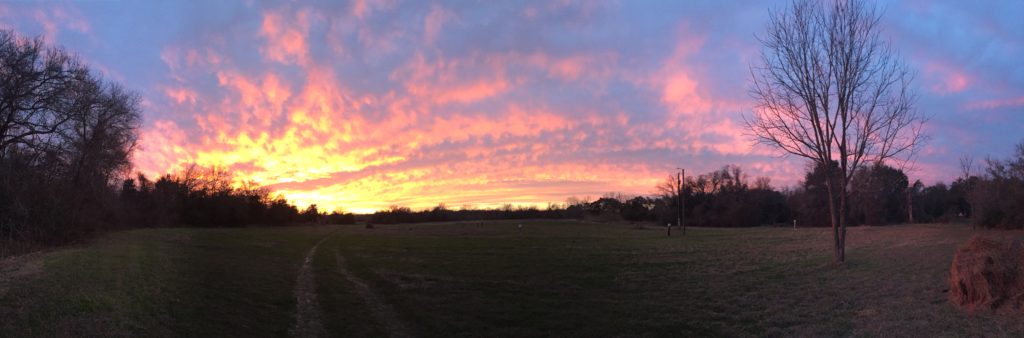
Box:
649;27;753;155
134;120;193;179
161;46;223;73
393;53;513;105
30;6;90;41
259;9;312;65
350;0;397;20
525;52;618;81
961;96;1024;111
423;5;455;44
923;62;971;94
163;86;198;105
651;26;720;117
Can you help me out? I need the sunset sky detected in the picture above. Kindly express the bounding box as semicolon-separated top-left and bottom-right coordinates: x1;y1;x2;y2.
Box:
2;1;1021;213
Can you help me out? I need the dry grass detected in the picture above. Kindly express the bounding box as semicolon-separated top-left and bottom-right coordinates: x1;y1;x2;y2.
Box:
949;235;1024;314
324;221;1024;336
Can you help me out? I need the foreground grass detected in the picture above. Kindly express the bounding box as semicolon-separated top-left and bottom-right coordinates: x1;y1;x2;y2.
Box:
317;221;1024;336
3;221;1024;336
0;226;334;336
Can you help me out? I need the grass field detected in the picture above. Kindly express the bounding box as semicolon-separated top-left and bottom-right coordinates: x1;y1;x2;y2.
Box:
2;220;1024;337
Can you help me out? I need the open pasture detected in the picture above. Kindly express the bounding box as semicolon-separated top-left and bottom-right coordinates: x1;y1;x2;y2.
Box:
2;221;1022;337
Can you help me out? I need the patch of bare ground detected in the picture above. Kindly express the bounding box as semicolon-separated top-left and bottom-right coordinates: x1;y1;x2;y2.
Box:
373;269;450;291
335;251;412;338
0;250;49;298
291;233;335;338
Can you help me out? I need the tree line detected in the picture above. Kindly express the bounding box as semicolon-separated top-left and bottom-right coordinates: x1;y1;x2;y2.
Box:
366;204;576;224
412;159;993;231
119;165;354;229
0;30;340;247
0;30;141;244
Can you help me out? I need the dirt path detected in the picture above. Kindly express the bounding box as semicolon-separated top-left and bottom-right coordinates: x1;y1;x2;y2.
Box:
291;233;335;338
0;251;49;298
334;252;413;338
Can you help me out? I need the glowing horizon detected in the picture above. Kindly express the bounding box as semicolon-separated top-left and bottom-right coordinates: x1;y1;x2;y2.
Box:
2;1;1021;213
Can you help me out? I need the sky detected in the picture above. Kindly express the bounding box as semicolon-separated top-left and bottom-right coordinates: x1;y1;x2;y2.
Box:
1;0;1021;213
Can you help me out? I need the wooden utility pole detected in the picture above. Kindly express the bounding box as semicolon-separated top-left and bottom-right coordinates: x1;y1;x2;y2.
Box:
682;168;686;236
677;168;686;236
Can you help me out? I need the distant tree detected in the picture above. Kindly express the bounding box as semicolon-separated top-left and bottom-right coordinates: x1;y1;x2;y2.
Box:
300;204;321;223
655;175;684;226
753;177;772;190
948;176;976;218
622;196;652;222
649;165;790;228
266;196;300;225
969;141;1024;228
429;203;452;222
849;163;908;225
793;161;841;228
586;196;624;221
746;0;925;262
916;182;957;223
326;211;356;225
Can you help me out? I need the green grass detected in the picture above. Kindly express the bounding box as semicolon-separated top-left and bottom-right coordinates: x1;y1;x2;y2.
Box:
3;221;1024;336
0;226;333;336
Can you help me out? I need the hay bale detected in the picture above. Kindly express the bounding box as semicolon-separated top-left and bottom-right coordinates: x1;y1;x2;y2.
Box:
949;236;1024;312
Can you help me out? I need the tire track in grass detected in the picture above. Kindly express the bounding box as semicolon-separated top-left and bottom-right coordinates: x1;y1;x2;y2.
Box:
291;231;336;338
334;251;413;338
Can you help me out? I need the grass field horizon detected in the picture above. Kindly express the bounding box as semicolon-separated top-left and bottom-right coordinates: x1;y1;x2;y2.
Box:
3;221;1024;337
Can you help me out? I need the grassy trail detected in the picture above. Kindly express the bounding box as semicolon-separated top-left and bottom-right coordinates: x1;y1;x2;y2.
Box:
291;230;336;337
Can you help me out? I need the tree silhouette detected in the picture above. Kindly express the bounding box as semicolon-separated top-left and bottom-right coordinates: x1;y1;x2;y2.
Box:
0;29;141;243
746;0;926;262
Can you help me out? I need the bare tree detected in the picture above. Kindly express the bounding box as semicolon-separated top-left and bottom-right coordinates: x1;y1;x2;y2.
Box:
746;0;926;263
0;29;141;243
0;30;86;158
959;154;974;180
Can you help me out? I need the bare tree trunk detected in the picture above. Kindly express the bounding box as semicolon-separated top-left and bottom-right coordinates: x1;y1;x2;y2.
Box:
826;180;843;263
838;182;848;263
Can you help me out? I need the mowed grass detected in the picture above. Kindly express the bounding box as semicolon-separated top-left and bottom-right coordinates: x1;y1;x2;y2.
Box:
0;226;335;336
3;220;1024;337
